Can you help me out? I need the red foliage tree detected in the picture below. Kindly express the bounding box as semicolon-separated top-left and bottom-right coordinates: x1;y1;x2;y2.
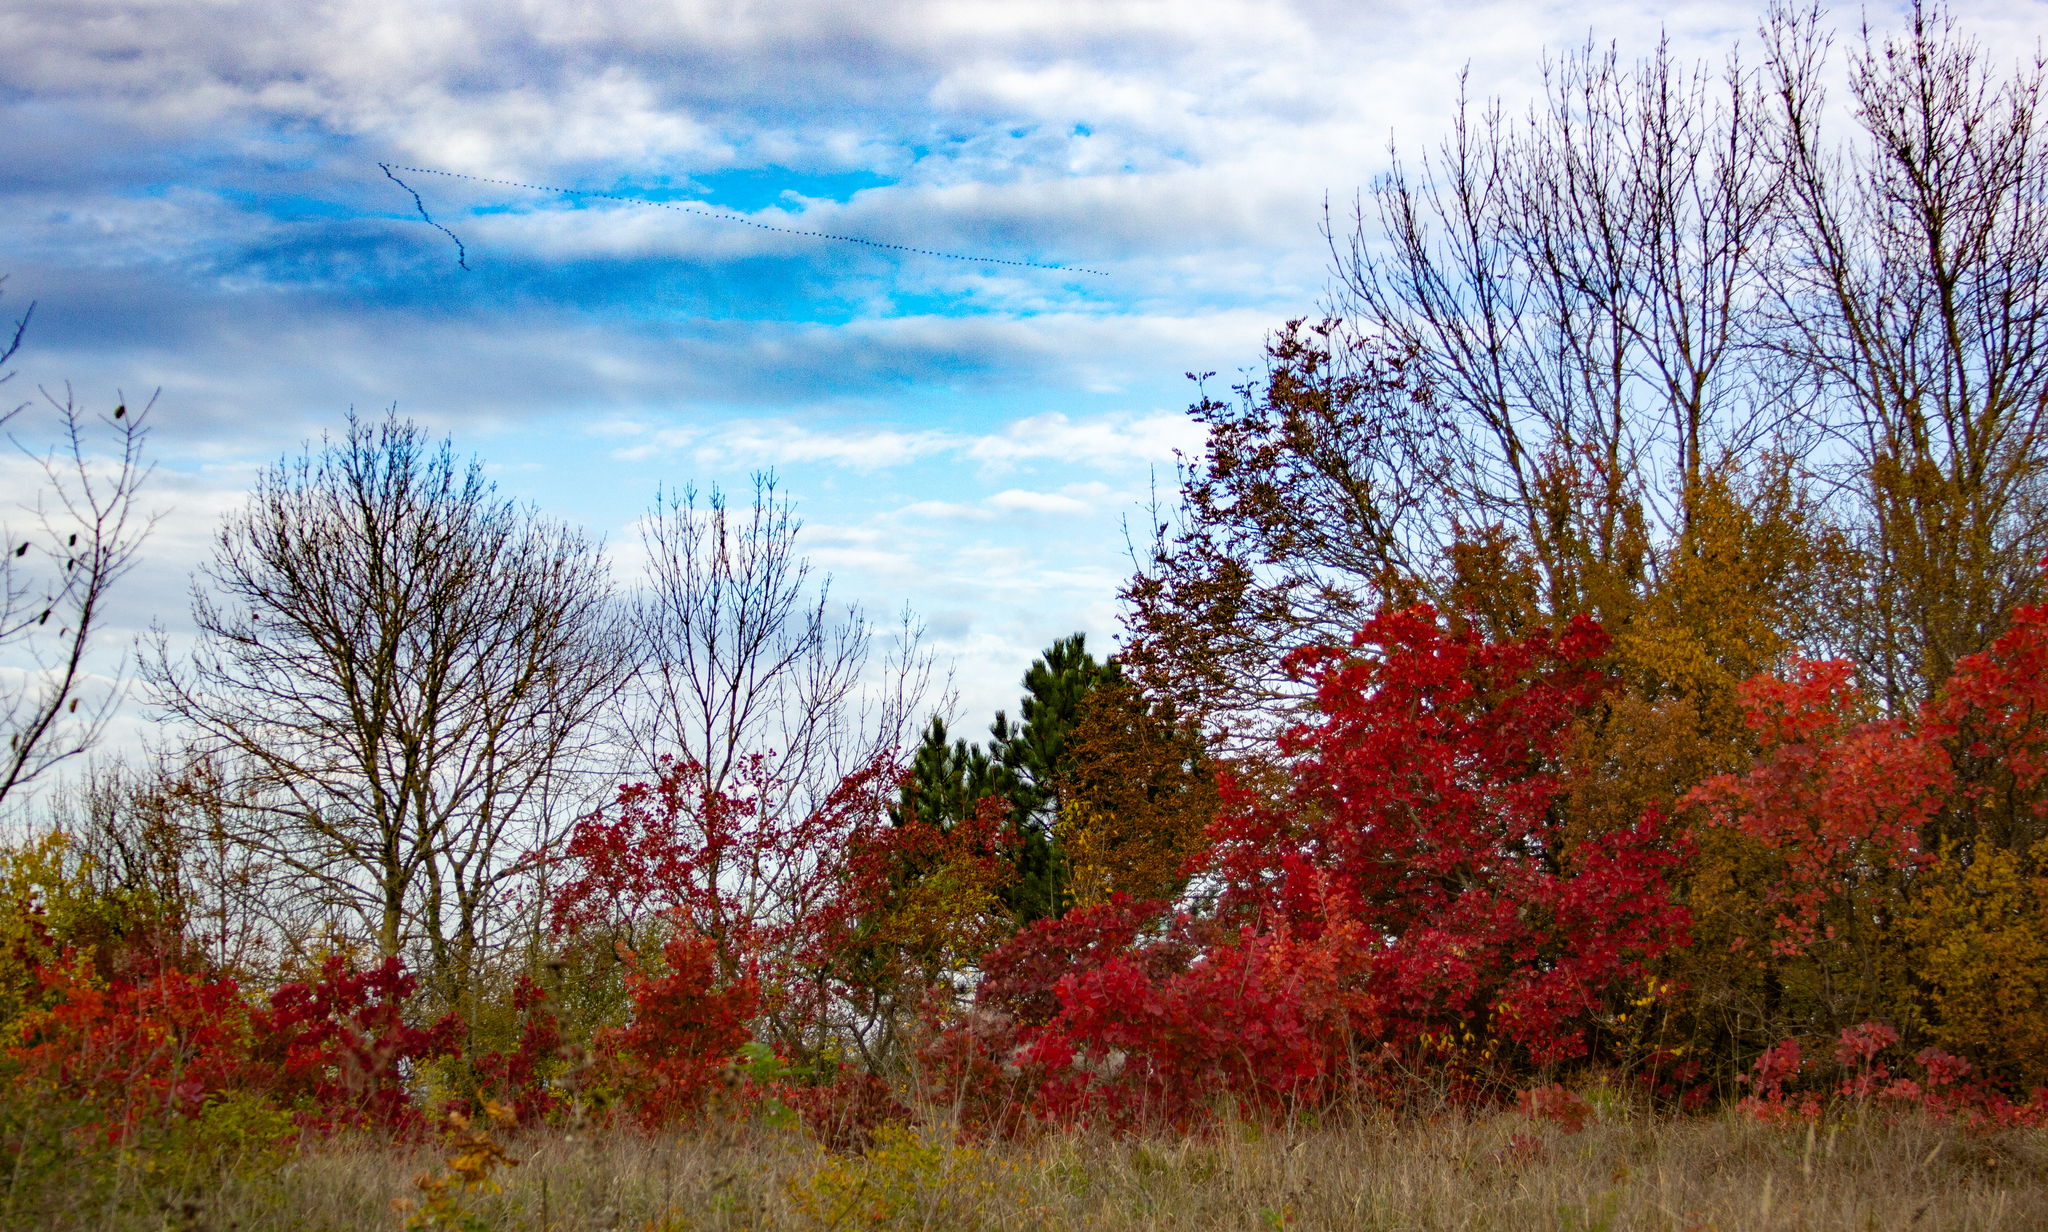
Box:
1931;602;2048;850
249;955;462;1132
8;953;460;1139
803;792;1015;1065
1203;606;1691;1065
977;608;1690;1126
550;752;899;1044
596;931;758;1128
1025;907;1368;1128
975;894;1185;1029
1685;660;1948;959
1684;612;2048;1087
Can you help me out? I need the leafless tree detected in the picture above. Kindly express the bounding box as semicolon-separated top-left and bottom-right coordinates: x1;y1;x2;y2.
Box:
1765;1;2048;704
625;474;942;814
1128;34;1800;740
1132;4;2048;740
146;414;633;1012
575;474;945;1055
0;286;157;810
41;753;281;981
1343;35;1788;616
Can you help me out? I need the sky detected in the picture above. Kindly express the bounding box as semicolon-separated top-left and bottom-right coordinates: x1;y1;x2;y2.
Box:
3;0;2043;755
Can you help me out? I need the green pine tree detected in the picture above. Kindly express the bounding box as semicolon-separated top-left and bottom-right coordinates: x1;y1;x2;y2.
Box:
889;633;1122;926
892;715;1012;835
888;634;1122;920
988;634;1120;922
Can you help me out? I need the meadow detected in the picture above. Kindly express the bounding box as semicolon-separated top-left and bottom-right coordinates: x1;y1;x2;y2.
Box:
22;1102;2044;1232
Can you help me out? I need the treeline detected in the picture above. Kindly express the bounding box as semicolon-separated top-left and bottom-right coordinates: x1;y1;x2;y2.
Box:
2;410;959;1023
1110;0;2048;1112
2;1;2048;1214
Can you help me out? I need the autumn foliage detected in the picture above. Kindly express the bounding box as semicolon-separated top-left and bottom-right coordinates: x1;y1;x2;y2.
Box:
0;950;459;1165
1205;607;1691;1066
8;602;2048;1163
7;962;253;1143
597;933;758;1128
253;956;463;1130
950;607;1692;1129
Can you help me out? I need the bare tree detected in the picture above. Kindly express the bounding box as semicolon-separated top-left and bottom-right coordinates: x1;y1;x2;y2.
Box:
1344;36;1788;614
1128;36;1802;740
146;414;632;1012
1766;1;2048;705
0;277;156;809
39;753;280;981
1133;4;2048;741
625;473;941;813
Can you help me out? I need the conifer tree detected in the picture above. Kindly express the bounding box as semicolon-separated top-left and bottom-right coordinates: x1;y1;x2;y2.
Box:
989;634;1121;922
892;717;1011;834
892;635;1121;924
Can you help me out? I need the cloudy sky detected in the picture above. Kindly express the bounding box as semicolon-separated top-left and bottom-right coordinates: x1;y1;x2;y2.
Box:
2;0;2039;742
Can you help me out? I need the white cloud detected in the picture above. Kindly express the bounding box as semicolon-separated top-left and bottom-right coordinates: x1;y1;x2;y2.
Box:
7;0;2039;765
966;411;1204;471
695;421;957;470
896;499;993;520
587;409;1202;477
986;488;1092;515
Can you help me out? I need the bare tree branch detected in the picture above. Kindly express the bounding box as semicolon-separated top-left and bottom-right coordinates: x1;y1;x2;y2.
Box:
0;387;157;809
625;473;941;815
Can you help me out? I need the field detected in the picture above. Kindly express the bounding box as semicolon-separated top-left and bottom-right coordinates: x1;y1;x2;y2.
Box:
26;1107;2048;1232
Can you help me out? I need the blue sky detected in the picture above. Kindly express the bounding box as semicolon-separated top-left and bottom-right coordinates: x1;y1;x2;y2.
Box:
3;0;2039;739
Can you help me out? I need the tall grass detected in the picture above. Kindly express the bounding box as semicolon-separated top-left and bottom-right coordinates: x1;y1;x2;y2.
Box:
20;1106;2046;1231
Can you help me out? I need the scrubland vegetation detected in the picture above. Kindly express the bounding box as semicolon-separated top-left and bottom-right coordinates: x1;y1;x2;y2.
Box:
5;3;2048;1228
16;1108;2048;1230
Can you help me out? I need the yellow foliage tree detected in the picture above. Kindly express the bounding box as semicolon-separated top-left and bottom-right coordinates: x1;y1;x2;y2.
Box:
1614;462;1854;753
1901;839;2048;1087
0;831;124;1027
1056;680;1218;909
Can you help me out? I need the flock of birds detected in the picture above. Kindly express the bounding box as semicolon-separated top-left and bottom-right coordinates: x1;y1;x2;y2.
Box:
378;162;1107;278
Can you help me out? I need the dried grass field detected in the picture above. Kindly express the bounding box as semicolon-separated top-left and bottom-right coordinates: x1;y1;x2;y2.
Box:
31;1106;2048;1232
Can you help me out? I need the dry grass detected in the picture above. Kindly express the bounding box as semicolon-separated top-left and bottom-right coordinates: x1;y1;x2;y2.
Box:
26;1107;2048;1231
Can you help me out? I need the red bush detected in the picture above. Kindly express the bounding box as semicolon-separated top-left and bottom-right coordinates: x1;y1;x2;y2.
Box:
783;1070;910;1153
1732;1022;2048;1127
250;956;461;1132
1204;606;1690;1066
1517;1083;1592;1133
550;753;900;1046
7;961;251;1142
1686;661;1949;965
974;895;1185;1028
471;975;563;1126
1933;603;2048;804
597;931;758;1129
910;1006;1042;1140
8;953;462;1139
947;609;1692;1127
1026;915;1366;1129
